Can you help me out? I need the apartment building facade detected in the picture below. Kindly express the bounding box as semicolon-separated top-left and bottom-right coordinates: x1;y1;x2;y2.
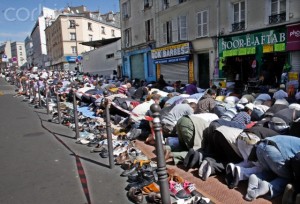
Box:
10;42;27;69
45;6;121;71
0;41;12;70
30;7;57;70
120;0;300;88
24;36;33;69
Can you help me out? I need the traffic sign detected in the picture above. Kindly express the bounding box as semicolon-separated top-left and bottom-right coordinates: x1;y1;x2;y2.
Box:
2;54;8;62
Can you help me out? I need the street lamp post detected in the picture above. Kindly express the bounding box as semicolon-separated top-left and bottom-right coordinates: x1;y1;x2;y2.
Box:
74;23;81;72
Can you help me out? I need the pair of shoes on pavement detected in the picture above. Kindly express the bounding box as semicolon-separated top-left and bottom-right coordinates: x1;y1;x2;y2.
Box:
245;174;269;201
198;160;211;181
183;148;203;169
225;163;240;189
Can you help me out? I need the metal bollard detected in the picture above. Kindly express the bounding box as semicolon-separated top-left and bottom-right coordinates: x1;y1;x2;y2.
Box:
45;85;50;115
150;104;171;204
37;82;42;107
56;93;61;124
103;91;114;169
72;90;79;139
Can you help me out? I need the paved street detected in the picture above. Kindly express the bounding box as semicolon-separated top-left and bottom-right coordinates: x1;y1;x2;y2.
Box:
0;78;131;204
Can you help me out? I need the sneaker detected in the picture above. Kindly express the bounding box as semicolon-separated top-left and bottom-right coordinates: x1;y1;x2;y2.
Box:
282;184;294;204
169;180;191;200
198;160;211;181
183;181;202;197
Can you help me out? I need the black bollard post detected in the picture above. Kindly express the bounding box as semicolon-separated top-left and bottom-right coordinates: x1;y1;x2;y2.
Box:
45;84;50;115
150;104;171;204
37;81;43;109
56;93;61;124
72;90;79;139
103;91;114;169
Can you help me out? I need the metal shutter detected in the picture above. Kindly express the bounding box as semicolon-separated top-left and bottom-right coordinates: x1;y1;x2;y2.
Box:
160;62;189;84
291;51;300;73
130;54;145;79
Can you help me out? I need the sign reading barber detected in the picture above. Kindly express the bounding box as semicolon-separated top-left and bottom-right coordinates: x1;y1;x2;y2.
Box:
151;42;191;59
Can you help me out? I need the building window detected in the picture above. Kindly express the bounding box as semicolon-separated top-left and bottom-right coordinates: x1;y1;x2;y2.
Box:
269;0;286;24
69;20;75;28
163;0;169;10
144;0;152;9
106;53;114;59
232;1;245;31
70;33;76;41
20;52;23;56
145;19;154;41
122;1;131;19
111;29;115;37
89;34;93;41
163;21;172;44
178;15;187;40
197;10;208;37
101;26;106;34
19;46;22;50
124;28;131;47
71;46;77;54
179;0;187;3
88;22;92;31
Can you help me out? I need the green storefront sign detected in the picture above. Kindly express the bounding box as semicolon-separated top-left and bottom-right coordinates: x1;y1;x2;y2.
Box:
218;27;287;76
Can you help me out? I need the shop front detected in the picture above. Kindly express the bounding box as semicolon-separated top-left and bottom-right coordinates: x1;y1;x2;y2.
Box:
151;42;194;85
218;27;287;88
287;23;300;73
122;47;156;82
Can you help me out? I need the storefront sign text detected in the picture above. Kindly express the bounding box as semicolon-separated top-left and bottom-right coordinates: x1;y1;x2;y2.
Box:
219;28;286;53
151;43;190;59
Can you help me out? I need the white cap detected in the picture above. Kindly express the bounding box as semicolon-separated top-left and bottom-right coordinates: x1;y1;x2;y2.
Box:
245;103;254;111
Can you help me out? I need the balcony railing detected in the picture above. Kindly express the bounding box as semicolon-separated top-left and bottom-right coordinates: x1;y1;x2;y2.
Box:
232;21;245;32
269;13;286;24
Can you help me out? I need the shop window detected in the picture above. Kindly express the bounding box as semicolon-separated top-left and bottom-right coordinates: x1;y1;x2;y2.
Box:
197;10;208;37
269;0;286;24
232;1;245;32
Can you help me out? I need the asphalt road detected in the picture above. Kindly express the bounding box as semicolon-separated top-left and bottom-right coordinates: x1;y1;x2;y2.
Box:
0;78;132;204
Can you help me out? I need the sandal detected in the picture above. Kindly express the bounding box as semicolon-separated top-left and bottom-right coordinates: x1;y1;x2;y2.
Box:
142;182;160;194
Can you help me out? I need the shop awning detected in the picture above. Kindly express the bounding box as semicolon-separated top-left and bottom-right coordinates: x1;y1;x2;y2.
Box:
80;37;121;48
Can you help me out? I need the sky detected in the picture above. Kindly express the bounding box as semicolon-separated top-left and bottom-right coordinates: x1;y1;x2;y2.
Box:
0;0;119;44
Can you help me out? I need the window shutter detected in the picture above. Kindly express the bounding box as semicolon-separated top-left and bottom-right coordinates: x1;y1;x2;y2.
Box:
197;12;202;37
179;16;187;40
203;11;208;36
163;22;167;44
172;19;178;42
